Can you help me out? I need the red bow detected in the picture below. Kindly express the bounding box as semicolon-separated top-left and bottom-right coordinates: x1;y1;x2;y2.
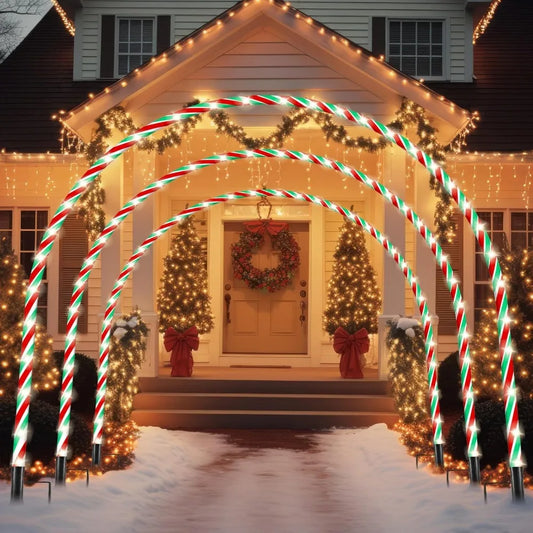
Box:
164;326;199;377
333;327;369;379
244;220;288;236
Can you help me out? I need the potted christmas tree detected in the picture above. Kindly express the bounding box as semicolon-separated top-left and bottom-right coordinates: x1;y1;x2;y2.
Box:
157;215;214;376
323;219;382;378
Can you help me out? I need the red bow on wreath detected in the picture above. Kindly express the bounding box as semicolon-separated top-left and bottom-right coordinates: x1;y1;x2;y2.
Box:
244;219;288;236
164;326;199;377
333;327;369;379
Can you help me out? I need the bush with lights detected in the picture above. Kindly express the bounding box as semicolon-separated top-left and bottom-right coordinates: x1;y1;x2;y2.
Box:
386;316;429;423
323;219;381;336
471;248;533;400
157;216;214;335
0;237;59;398
107;310;148;424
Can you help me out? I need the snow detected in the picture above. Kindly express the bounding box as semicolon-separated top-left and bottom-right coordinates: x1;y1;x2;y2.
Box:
1;424;532;532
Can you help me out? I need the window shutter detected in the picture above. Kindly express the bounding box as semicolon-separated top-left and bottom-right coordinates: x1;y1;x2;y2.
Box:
100;15;115;79
58;215;88;334
436;213;464;335
372;17;386;58
157;16;171;54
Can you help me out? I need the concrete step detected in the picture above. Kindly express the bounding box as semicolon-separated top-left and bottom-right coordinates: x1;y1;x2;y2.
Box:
138;377;391;396
133;392;395;412
131;409;399;430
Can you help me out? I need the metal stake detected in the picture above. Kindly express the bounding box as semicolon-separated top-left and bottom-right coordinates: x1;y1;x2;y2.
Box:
55;456;67;485
468;456;481;484
10;466;24;502
92;443;102;466
511;466;525;502
434;443;444;468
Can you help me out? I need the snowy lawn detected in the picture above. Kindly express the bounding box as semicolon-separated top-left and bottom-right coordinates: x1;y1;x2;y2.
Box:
0;424;531;532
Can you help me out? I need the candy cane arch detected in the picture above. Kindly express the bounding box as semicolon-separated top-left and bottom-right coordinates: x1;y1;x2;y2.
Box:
59;148;478;479
97;190;435;446
12;96;522;502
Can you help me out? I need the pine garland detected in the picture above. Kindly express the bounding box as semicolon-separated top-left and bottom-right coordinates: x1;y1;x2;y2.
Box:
78;98;474;240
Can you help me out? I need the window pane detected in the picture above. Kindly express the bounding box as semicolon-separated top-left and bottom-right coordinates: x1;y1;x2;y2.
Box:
20;252;33;277
20;231;35;251
129;55;141;69
475;283;492;307
402;56;416;75
475;253;488;281
417;44;430;56
417;57;430;76
479;212;492;226
142;42;152;53
390;21;400;43
141;55;152;64
0;211;12;229
37;211;47;229
403;22;416;42
142;20;153;42
130;42;141;53
492;212;504;230
403;44;416;55
528;213;533;231
0;231;11;248
511;212;526;230
118;55;128;75
119;42;128;53
130;20;141;41
512;233;527;251
389;56;401;69
431;57;443;77
529;233;533;248
493;231;506;250
432;22;443;42
432;44;442;56
119;19;129;41
21;210;35;229
417;22;430;43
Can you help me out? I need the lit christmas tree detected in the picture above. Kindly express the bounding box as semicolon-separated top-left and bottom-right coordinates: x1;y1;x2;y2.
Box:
323;219;382;335
472;248;533;400
157;216;214;334
0;237;59;397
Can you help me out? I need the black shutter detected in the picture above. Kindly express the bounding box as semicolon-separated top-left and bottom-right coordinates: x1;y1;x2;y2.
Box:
372;17;386;58
100;15;115;79
157;16;171;54
58;214;89;335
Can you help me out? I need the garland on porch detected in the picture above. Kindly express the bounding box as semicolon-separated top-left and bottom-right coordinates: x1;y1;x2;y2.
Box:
76;97;477;241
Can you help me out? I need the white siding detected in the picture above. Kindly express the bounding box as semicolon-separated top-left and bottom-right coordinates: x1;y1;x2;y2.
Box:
73;0;470;82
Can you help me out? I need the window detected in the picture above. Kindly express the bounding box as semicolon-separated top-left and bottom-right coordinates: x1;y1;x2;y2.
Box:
0;209;48;326
117;18;155;76
388;20;444;79
474;211;533;326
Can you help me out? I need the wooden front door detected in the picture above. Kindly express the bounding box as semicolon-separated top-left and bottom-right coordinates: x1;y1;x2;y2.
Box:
223;221;309;354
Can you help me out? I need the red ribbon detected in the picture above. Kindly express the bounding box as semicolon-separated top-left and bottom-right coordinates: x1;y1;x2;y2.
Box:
163;326;199;377
333;327;369;379
244;219;288;236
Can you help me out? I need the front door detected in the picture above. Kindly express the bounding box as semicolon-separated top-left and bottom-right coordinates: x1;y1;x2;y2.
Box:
223;221;309;354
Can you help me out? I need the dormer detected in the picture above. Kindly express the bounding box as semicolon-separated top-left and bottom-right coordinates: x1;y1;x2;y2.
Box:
68;0;479;83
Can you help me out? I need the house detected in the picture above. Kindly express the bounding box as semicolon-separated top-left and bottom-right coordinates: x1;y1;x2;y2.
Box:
0;0;531;378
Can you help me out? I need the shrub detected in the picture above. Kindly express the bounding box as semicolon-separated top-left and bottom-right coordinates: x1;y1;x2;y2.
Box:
0;396;92;466
37;351;97;416
438;351;462;409
447;399;533;474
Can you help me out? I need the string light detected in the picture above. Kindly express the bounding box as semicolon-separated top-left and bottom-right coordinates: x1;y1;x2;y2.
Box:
50;0;75;36
473;0;502;44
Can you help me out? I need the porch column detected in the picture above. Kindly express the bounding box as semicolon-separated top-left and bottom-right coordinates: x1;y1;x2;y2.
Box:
131;151;159;377
378;150;406;378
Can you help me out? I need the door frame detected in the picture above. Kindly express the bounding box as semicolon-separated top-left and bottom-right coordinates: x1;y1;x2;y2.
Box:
207;201;326;367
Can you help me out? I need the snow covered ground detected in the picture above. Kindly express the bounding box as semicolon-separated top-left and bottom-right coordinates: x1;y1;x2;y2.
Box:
0;424;531;532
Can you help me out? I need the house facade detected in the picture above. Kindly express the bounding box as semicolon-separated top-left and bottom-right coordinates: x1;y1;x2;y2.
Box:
0;0;531;377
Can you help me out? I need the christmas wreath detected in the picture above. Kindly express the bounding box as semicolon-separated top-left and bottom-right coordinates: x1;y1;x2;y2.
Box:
231;221;300;293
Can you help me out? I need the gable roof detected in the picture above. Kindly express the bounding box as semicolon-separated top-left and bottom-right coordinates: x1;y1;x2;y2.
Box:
0;8;107;153
63;0;470;145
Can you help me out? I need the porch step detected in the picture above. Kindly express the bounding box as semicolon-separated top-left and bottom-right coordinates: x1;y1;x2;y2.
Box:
133;392;395;412
131;409;399;430
137;377;391;395
133;376;398;430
